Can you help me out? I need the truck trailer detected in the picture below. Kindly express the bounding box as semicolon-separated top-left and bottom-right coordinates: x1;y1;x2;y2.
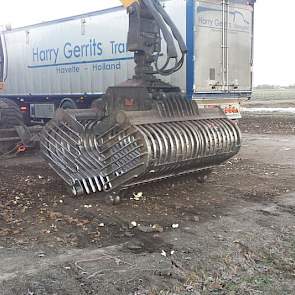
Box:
0;0;255;126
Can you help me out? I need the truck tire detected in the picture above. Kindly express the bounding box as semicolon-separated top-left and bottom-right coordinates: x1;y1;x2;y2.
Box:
0;98;24;129
59;98;77;110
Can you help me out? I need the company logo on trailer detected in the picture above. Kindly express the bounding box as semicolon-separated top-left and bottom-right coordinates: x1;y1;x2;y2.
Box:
29;39;131;69
32;38;103;64
198;6;251;32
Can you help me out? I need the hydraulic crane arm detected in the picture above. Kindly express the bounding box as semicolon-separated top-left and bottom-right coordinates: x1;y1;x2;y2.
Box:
119;0;187;76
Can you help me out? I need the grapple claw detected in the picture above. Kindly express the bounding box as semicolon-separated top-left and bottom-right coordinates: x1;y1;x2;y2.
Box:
40;95;241;197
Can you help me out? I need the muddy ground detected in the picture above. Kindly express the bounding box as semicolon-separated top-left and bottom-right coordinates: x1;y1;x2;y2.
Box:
0;108;295;294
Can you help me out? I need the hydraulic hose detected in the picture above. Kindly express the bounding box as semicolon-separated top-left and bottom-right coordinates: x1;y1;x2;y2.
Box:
142;0;178;58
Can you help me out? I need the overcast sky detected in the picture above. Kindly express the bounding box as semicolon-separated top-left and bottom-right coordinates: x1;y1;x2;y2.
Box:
0;0;293;86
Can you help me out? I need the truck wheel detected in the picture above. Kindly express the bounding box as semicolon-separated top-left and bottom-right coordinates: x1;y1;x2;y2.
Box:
91;98;103;109
0;98;25;156
0;98;24;129
59;98;77;110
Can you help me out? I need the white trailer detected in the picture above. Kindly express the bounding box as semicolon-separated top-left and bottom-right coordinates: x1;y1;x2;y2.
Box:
0;0;255;124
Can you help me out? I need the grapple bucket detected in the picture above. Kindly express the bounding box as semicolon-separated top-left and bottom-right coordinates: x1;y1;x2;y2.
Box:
40;97;241;196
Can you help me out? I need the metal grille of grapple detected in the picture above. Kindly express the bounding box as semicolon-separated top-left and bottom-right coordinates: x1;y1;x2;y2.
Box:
41;118;146;195
137;118;239;165
41;111;241;196
155;96;199;118
131;118;240;184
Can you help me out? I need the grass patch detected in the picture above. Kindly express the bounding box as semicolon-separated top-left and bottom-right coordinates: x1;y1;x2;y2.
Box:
253;89;295;101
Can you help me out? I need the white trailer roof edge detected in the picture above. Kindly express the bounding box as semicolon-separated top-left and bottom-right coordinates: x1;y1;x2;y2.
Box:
1;5;124;34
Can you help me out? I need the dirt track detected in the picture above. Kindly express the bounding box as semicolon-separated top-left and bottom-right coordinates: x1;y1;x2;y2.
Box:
0;113;295;294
